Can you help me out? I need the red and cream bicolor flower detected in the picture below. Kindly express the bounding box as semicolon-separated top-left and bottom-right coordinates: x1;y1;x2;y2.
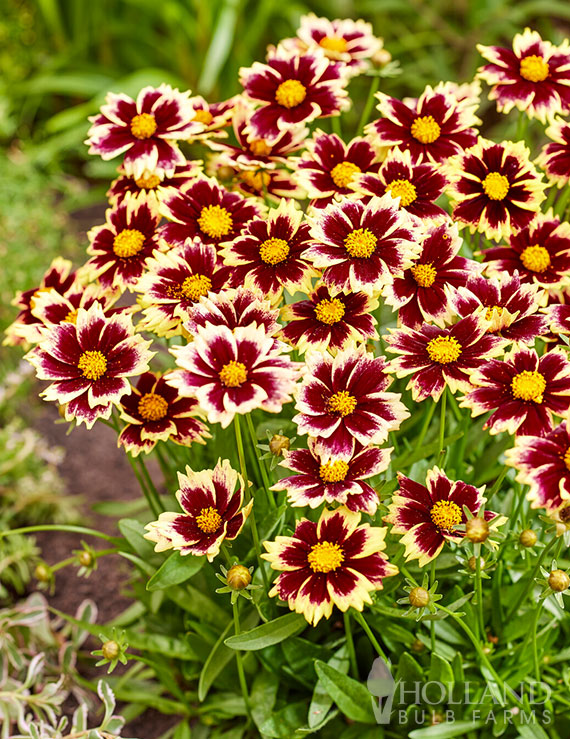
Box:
446;139;546;241
385;467;489;567
293;347;409;457
537;117;570;188
272;438;391;515
184;287;279;337
24;302;154;428
106;160;202;206
168;323;301;428
239;45;350;140
461;346;570;437
119;371;210;456
144;459;252;561
86;84;203;178
304;194;420;295
263;507;397;626
477;29;570;124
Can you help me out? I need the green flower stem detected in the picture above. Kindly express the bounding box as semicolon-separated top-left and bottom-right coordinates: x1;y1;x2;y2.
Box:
555;184;570;219
126;453;161;518
138;456;165;513
485;465;510;505
331;115;342;137
474;544;485;640
544;186;558;212
343;611;358;678
353;610;389;662
0;525;116;543
430;559;436;652
416;399;437;449
357;74;380;134
515;110;528;140
506;534;558;619
438;389;447;463
245;414;275;509
50;555;77;573
532;599;545;683
155;443;176;488
232;600;252;720
234;416;269;591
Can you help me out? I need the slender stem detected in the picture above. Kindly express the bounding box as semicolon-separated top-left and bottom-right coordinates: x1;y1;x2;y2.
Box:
353;611;389;662
486;465;509;505
126;454;161;518
416;399;436;450
50;556;77;573
357;74;380;134
515;110;528;140
344;612;358;678
245;414;275;509
155;444;176;488
0;525;115;543
234;416;269;590
506;535;558;619
138;456;165;513
430;559;436;652
331;114;342;137
532;600;545;683
438;389;447;464
232;600;252;720
474;544;484;640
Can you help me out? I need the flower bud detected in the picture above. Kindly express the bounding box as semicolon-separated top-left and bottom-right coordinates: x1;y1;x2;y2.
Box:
411;637;425;653
408;586;430;608
548;569;570;592
101;640;120;660
465;517;489;543
34;563;52;582
226;564;252;591
372;48;392;68
519;529;537;548
468;555;484;571
78;550;93;567
269;434;290;457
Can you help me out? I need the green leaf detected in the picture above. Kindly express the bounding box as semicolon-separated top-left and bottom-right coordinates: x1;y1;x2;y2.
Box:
309;645;349;729
251;670;280;734
408;722;486;738
147;551;205;591
225;612;306;651
517;726;550;739
258;700;308;738
425;654;454;704
313;660;376;724
395;652;424;685
118;518;155;558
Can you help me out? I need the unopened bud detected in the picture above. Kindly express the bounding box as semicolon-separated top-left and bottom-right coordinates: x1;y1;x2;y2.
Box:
519;529;537;548
548;569;570;592
372;48;392;68
78;550;93;567
34;563;52;582
269;434;290;457
408;586;430;608
101;640;120;660
411;637;425;653
466;517;489;543
226;564;251;591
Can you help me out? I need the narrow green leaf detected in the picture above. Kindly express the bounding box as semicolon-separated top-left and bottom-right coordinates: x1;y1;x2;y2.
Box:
313;660;376;724
118;518;155;558
225;612;306;650
309;645;348;729
408;722;486;738
147;551;205;591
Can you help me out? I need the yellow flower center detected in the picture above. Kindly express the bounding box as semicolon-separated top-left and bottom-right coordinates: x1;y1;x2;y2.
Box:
130;113;157;139
482;172;510;201
113;229;146;258
78;350;107;381
138;392;169;421
411;263;437;288
426;335;462;364
563;447;570;472
64;309;79;324
135;173;161;189
319;36;348;53
193;108;214;125
314;297;345;324
344;228;377;258
410;115;441;144
249;139;272;156
198;205;233;239
511;370;546;403
327;390;357;417
485;305;504;321
319;460;350;483
181;274;212;301
275;79;307;108
259;237;290;265
219;360;248;387
430;500;462;530
307;541;344;573
195;506;222;534
520;245;551;273
241;169;271;191
520;55;549;82
330;161;361;188
386;179;417;207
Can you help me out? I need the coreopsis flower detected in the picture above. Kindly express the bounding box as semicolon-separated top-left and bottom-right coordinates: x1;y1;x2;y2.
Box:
262;507;397;626
118;371;209;456
477;29;570;123
135;239;231;338
446;139;547;241
187;94;238;138
295;131;380;208
384;221;478;329
448;273;549;345
460;346;570;436
159;177;263;249
184;287;279;336
168;324;300;428
220;200;317;301
536;117;570;187
86;84;203;178
294;14;384;75
386;314;506;402
483;211;570;288
293;347;409;457
366;84;480;164
352;147;448;221
5;258;77;346
304;194;420;295
279;283;378;354
547;300;570;335
86;195;162;291
239;45;350;140
506;422;570;512
144;459;252;561
385;467;488;566
272;438;390;514
106;160;202;206
24;302;154;428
